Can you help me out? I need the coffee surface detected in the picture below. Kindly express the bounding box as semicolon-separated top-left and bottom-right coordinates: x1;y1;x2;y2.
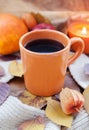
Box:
24;39;64;53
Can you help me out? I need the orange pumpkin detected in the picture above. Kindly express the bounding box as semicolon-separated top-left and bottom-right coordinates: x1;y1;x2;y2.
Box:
0;13;28;55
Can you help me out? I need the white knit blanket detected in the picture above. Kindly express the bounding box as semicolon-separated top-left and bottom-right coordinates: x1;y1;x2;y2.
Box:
0;96;60;130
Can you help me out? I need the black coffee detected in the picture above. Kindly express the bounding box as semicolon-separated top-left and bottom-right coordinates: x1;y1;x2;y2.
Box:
24;39;64;53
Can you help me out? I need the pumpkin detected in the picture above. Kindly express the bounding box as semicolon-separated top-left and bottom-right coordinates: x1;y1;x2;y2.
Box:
0;13;28;55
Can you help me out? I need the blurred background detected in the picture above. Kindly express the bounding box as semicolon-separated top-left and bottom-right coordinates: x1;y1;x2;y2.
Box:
0;0;89;15
24;0;89;11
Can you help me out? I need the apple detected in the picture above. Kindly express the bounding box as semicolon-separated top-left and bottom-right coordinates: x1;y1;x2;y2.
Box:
32;23;55;30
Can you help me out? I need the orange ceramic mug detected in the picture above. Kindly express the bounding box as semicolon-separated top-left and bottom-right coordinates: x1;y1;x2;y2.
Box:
19;29;84;96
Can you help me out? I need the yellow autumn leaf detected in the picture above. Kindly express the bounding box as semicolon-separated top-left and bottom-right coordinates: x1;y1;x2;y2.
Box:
18;90;47;108
21;90;36;98
45;97;52;101
18;117;45;130
45;98;73;128
83;86;89;114
8;60;23;77
18;90;36;105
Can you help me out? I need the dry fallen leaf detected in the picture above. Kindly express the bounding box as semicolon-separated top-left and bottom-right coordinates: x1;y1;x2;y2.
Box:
45;98;73;128
18;90;36;104
0;66;5;77
9;77;25;97
31;12;51;24
8;60;23;77
0;82;10;105
18;116;45;130
83;86;89;114
18;90;47;109
28;96;47;109
64;72;80;92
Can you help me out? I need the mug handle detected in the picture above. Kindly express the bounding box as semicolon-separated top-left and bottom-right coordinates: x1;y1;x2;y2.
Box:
68;37;84;66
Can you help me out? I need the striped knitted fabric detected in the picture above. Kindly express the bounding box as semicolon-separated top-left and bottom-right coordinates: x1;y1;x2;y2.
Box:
0;96;60;130
0;60;14;83
62;109;89;130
